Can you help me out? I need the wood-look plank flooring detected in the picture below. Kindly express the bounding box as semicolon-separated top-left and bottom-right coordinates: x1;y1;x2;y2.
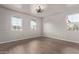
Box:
0;36;79;54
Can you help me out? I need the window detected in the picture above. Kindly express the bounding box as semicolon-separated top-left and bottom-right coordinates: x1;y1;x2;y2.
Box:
11;16;22;31
67;14;79;31
30;20;37;31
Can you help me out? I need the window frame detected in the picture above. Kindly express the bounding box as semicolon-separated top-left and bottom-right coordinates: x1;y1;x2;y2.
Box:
66;13;79;31
30;20;37;31
11;16;22;31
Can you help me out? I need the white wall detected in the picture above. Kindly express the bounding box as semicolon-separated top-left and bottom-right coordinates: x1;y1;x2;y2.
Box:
0;7;42;43
43;9;79;43
1;5;79;44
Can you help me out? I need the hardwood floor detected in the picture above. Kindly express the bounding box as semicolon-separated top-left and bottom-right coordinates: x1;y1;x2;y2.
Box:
0;36;79;54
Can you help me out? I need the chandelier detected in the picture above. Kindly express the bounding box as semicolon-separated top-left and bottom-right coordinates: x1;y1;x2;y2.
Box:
31;4;46;14
35;5;44;13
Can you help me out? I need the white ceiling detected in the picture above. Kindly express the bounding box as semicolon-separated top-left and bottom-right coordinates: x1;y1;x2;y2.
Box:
0;4;79;18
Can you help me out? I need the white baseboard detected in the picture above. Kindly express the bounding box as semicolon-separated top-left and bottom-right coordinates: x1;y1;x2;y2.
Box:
44;35;79;44
1;34;79;44
0;35;42;44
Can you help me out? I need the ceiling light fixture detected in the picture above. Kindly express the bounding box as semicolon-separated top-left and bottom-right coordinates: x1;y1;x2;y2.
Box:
35;5;44;13
31;4;46;14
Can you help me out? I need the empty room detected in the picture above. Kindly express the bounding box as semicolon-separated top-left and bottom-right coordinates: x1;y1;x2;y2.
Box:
0;4;79;54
